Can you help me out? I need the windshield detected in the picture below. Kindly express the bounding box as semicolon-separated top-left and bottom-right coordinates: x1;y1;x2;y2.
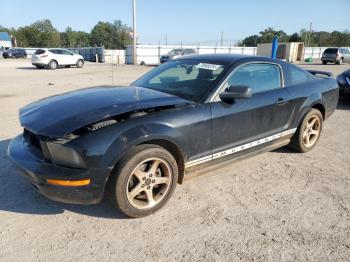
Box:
168;49;183;55
133;60;227;102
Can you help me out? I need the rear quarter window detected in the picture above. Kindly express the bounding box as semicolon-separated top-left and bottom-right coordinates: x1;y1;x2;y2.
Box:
34;49;46;55
289;65;313;85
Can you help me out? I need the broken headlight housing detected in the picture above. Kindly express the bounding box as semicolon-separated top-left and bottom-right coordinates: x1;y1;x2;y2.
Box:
44;142;86;169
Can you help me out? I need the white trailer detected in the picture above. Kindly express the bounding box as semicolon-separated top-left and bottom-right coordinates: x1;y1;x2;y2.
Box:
257;42;305;63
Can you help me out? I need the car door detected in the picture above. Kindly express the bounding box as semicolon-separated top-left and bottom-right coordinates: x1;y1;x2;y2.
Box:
61;49;76;65
210;62;294;156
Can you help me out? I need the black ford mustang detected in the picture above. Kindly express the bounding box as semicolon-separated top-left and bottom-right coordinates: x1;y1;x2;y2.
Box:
8;54;339;217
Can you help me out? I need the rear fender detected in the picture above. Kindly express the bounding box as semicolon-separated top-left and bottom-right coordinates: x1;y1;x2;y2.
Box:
296;93;325;124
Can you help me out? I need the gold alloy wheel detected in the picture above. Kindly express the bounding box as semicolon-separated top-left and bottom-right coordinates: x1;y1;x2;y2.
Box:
302;115;321;148
126;157;172;209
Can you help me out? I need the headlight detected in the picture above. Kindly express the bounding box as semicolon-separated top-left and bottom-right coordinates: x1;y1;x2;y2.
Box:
45;142;86;169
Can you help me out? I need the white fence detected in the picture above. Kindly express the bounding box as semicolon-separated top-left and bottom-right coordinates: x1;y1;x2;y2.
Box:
104;49;126;64
304;47;328;59
7;46;350;63
126;45;257;65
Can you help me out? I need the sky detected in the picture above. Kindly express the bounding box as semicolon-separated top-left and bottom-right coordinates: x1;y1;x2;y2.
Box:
1;0;349;45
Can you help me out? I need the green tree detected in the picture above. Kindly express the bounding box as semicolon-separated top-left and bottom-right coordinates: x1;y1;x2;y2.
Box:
240;35;260;47
259;27;289;43
289;33;301;42
61;27;90;47
15;19;60;47
90;20;131;49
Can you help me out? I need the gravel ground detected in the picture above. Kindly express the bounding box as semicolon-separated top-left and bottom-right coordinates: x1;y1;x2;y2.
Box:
0;59;349;262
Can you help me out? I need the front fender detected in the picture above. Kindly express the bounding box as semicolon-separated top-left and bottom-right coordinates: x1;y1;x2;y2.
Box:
104;122;185;169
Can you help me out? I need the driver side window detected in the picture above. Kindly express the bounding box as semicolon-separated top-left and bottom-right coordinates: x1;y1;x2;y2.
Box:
227;63;282;94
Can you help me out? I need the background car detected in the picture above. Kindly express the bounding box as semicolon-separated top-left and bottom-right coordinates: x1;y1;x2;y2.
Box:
336;69;350;99
31;48;84;69
160;48;197;63
321;47;350;65
2;48;27;59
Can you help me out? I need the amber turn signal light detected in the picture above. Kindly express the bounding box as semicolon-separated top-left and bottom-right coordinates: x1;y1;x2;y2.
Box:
46;179;91;187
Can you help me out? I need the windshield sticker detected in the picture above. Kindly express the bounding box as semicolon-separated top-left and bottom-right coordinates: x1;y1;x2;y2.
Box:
195;63;221;71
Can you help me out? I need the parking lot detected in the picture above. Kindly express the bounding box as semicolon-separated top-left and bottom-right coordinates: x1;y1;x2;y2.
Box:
0;59;349;261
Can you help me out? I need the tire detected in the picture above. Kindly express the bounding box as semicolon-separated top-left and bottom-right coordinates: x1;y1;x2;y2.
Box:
289;109;323;153
108;144;178;218
48;60;58;70
322;61;327;65
76;59;84;68
140;61;146;66
12;55;17;59
340;58;344;65
23;54;27;59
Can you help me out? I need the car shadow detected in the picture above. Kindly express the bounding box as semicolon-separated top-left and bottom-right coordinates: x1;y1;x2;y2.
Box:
16;67;41;70
0;138;127;219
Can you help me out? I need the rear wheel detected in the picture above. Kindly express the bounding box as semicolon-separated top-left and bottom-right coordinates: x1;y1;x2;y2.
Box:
48;60;58;70
108;144;178;218
76;59;84;68
289;109;323;153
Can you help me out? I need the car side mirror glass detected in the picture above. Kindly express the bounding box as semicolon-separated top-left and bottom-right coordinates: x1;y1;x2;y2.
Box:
219;85;252;103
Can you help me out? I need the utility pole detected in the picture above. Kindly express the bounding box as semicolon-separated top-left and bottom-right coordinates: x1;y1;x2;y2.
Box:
132;0;137;64
307;22;312;47
220;31;224;46
165;34;168;45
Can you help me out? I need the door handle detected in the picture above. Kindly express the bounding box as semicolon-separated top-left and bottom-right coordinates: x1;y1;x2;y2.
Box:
276;98;287;105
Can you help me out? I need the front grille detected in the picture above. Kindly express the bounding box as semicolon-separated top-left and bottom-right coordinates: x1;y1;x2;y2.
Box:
23;129;42;151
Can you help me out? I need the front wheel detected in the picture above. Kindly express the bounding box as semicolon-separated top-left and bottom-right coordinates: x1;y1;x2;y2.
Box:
289;109;323;153
108;145;178;217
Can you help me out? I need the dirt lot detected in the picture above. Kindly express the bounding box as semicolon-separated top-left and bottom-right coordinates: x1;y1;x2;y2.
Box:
0;59;349;262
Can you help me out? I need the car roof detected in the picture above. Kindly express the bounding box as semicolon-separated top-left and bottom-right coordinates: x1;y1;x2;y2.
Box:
48;48;70;50
176;53;279;65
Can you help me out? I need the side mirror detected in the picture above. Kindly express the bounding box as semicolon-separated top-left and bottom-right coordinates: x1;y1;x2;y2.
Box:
219;85;252;103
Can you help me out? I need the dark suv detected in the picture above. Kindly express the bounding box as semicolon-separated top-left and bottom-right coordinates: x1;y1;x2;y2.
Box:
2;48;27;59
321;48;350;65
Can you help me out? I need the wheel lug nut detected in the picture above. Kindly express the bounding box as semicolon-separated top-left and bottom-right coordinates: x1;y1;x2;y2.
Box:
152;180;155;183
147;186;151;190
149;174;153;177
142;177;146;180
141;184;145;188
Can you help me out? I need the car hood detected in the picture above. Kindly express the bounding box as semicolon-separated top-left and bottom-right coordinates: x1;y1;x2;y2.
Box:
19;86;191;138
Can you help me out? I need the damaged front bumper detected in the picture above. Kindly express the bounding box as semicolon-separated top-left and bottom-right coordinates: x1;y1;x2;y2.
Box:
7;135;107;204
